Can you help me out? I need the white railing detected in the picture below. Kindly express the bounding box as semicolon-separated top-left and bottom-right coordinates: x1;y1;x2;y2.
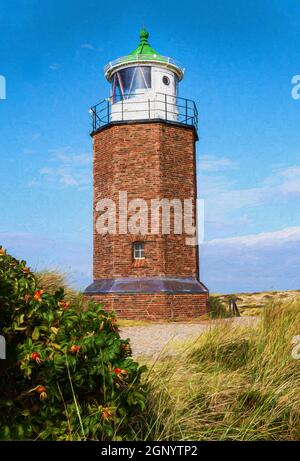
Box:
90;92;198;132
104;55;184;76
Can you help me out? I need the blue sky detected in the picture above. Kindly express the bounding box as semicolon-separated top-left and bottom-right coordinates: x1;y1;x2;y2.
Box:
0;0;300;293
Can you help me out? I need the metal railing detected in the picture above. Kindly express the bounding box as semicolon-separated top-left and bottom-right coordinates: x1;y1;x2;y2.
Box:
104;55;184;76
90;93;198;132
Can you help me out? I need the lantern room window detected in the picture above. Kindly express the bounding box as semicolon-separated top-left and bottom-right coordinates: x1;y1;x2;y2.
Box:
133;242;145;260
112;66;151;102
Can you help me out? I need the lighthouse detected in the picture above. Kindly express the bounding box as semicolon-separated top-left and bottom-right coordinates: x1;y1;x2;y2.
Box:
84;29;209;319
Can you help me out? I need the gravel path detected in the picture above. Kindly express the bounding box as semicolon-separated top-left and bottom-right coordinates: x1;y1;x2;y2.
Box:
120;316;258;358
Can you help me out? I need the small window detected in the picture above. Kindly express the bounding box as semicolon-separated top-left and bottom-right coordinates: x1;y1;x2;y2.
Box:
133;242;145;259
162;75;170;86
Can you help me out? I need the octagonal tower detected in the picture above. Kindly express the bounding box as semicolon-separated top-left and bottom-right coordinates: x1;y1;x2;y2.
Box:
85;29;209;319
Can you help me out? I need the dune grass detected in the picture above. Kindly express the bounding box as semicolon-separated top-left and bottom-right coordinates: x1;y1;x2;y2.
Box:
215;290;300;315
35;270;81;304
136;301;300;441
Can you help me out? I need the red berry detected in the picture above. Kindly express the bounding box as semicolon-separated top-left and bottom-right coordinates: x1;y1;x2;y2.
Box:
36;385;46;394
70;345;81;353
58;301;70;310
33;290;44;301
31;352;40;361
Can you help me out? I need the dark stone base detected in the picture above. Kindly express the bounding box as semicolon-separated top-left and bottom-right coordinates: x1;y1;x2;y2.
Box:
84;277;209;320
84;276;208;295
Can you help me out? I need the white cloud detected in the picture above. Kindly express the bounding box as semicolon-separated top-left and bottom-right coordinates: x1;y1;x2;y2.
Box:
40;167;53;175
0;232;92;290
23;148;35;155
49;149;91;166
201;226;300;293
202;155;239;172
80;43;94;49
80;44;103;52
277;166;300;194
27;178;40;187
31;147;92;191
49;63;60;71
206;226;300;247
199;161;300;220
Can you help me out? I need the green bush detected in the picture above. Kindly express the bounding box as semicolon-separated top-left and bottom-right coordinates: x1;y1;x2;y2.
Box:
0;246;146;441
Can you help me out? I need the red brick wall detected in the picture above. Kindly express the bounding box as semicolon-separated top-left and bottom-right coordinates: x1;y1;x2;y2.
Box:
93;122;199;280
85;292;209;320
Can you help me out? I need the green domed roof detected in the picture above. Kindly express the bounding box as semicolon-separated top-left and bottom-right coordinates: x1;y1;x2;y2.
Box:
124;28;166;62
104;29;184;81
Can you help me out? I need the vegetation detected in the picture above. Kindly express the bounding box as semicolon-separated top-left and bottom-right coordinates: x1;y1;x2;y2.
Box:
217;290;300;315
0;246;146;441
35;270;80;304
1;246;299;441
208;296;229;318
138;302;300;440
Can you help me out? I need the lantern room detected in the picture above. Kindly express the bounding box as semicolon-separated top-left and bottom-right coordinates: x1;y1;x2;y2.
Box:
104;28;184;122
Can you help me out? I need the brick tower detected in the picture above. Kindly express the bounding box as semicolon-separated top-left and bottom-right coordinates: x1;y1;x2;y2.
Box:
84;29;209;319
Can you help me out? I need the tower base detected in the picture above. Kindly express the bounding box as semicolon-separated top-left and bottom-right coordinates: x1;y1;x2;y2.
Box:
84;292;208;320
84;277;209;320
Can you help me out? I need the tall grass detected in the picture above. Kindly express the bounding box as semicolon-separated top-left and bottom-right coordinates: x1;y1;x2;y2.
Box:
35;270;80;303
26;269;300;440
137;301;300;440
